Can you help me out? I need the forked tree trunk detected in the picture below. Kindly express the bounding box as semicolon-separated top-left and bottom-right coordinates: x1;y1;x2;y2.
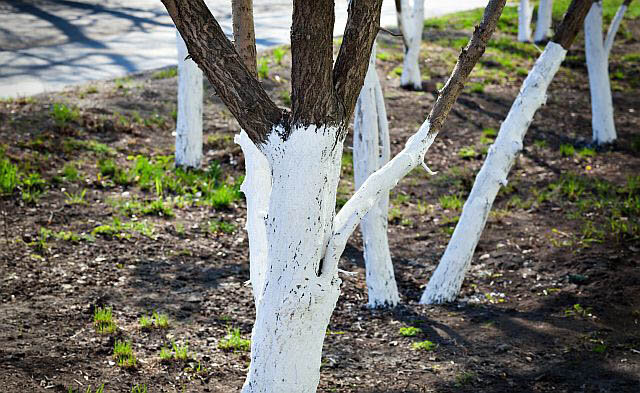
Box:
421;0;595;305
396;0;425;90
585;0;630;145
534;0;554;42
518;0;534;42
163;0;507;390
175;31;203;168
353;43;399;308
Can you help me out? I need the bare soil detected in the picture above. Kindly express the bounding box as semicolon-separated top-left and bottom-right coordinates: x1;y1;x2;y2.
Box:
1;13;639;393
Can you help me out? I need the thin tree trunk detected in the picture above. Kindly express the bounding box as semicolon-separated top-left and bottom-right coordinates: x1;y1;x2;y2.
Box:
353;43;399;308
585;1;616;144
421;0;595;304
534;0;554;42
232;0;257;75
518;0;534;42
604;0;632;55
396;0;425;90
175;31;203;168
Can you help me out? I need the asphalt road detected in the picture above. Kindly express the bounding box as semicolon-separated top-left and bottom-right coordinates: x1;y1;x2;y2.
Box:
0;0;489;98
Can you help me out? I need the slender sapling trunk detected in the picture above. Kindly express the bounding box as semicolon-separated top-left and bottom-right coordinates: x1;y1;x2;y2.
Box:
534;0;554;42
396;0;425;90
518;0;534;42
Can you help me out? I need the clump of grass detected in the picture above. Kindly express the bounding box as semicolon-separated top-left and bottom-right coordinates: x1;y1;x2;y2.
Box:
131;385;148;393
113;339;137;368
159;346;172;361
172;341;190;360
153;311;169;328
411;340;437;351
67;384;104;393
0;154;19;195
205;184;241;208
458;146;477;159
218;327;251;352
64;189;87;205
257;57;269;79
273;47;286;65
559;143;575;157
62;163;80;181
21;172;46;204
439;194;462;211
98;158;117;177
208;220;235;234
139;315;153;330
399;326;422;337
578;147;596;157
94;306;116;334
51;103;79;127
152;66;177;79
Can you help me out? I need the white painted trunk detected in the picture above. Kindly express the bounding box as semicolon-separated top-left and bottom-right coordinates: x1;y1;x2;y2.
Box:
353;44;399;308
533;0;553;42
241;125;344;393
585;2;617;145
175;31;204;168
518;0;534;42
421;42;567;304
397;0;425;90
604;3;628;57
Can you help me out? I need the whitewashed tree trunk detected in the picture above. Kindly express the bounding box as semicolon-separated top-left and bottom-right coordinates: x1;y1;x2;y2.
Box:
421;42;567;304
585;1;616;145
518;0;534;42
353;44;399;308
603;1;630;55
397;0;425;90
175;31;203;168
534;0;554;42
240;125;344;393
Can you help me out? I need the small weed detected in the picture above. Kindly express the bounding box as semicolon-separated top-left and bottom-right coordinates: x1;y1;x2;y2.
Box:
172;341;190;360
152;66;177;79
205;184;240;208
62;163;81;181
218;327;251;352
257;57;269;79
64;189;87;205
482;128;497;138
0;155;19;194
399;326;422;337
159;346;172;361
564;303;593;318
411;340;437;351
439;194;462;211
559;144;575;157
455;372;475;387
131;385;148;393
578;147;596;158
273;47;286;65
534;139;548;149
98;158;117;177
67;384;104;393
458;146;477;159
139;315;153;330
392;66;403;76
51;103;79;127
113;339;137;368
153;310;169;328
94;306;116;334
208;220;235;234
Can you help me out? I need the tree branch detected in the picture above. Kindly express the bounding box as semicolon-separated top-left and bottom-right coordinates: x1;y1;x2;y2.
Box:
290;0;339;126
323;0;507;277
162;0;282;145
333;0;384;126
604;0;632;56
552;0;595;49
232;0;258;76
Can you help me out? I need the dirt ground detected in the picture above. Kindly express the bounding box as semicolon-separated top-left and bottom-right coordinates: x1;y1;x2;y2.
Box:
1;5;639;393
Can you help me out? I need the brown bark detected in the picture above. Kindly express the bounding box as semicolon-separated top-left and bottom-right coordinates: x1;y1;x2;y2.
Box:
333;0;385;127
162;0;281;145
552;0;594;49
290;0;339;126
232;0;257;76
426;0;507;135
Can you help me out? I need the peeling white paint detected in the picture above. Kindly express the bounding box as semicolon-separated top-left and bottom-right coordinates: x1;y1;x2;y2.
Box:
175;31;203;168
397;0;425;89
421;42;567;304
353;44;399;308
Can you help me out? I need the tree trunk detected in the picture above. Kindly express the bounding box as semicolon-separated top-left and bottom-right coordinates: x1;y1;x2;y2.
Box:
518;0;534;42
353;43;399;308
240;124;344;393
604;0;631;55
232;0;257;75
396;0;425;90
585;1;616;145
534;0;554;42
421;0;595;304
421;42;567;304
175;31;203;168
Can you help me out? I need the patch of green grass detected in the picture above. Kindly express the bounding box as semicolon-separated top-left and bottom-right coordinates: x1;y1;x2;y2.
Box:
131;384;148;393
559;143;575;157
153;311;169;328
425;5;519;34
21;172;46;204
67;384;104;393
439;194;463;211
114;76;132;90
118;198;174;217
218;327;251;352
98;158;117;177
257;57;269;79
62;163;81;181
622;53;640;62
0;154;19;195
139;314;153;330
469;82;485;93
392;66;403;76
533;139;548;149
458;146;477;159
159;346;172;361
113;339;137;368
399;326;422;337
208;220;235;235
64;188;87;205
376;51;391;61
51;103;79;127
205;183;241;208
482;128;497;138
94;306;116;334
455;371;475;387
273;47;286;65
411;340;437;351
578;147;596;158
152;66;177;79
172;341;190;360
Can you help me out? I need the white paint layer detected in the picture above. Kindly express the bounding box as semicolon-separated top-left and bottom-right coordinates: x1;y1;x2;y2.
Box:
604;4;628;56
242;125;344;393
420;42;567;304
533;0;553;42
175;31;203;168
585;2;617;145
397;0;425;89
518;0;534;42
353;44;399;308
235;131;271;304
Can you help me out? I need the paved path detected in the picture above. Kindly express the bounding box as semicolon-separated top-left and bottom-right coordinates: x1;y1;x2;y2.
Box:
0;0;489;98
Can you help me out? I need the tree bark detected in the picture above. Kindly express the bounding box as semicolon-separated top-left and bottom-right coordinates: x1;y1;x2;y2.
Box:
175;31;203;169
585;1;616;144
604;0;632;55
534;0;554;42
518;0;534;42
353;43;399;308
232;0;257;76
396;0;425;90
421;0;594;305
